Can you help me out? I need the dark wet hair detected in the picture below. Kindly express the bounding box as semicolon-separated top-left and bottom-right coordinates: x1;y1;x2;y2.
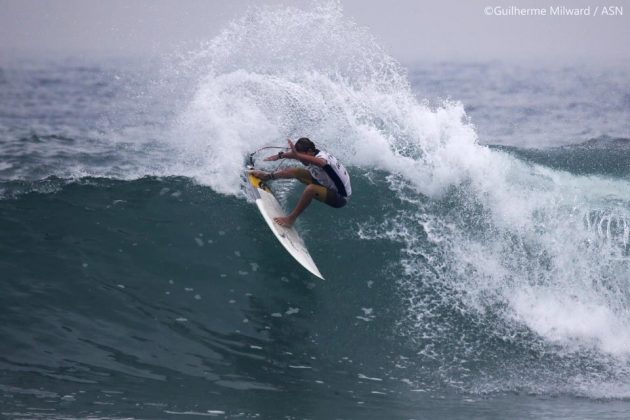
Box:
295;137;319;154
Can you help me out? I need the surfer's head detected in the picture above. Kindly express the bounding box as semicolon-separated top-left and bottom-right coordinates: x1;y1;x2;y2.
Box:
295;137;319;155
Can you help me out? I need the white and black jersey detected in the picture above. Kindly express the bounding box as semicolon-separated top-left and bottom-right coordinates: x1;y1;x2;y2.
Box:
307;151;352;198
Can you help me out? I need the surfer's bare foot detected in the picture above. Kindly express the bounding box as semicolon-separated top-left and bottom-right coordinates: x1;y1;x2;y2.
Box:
274;216;295;227
250;170;270;180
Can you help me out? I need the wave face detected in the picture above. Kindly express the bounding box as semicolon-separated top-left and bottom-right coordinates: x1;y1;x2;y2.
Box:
1;2;630;418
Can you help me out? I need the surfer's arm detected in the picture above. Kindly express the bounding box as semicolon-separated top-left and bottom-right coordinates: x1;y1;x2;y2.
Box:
263;153;282;162
284;139;327;166
263;150;326;166
263;140;326;166
282;151;326;166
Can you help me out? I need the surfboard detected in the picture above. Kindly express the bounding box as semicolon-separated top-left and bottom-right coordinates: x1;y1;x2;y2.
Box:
246;168;324;280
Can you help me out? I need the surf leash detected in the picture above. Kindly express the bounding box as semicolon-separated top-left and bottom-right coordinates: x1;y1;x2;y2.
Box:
247;146;288;168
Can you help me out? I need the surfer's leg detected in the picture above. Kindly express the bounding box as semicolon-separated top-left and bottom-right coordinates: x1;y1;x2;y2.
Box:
320;188;347;208
274;184;321;227
269;168;313;184
249;168;306;181
291;169;315;185
249;170;273;180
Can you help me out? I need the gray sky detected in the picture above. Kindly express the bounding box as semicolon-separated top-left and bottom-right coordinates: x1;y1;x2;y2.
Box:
1;0;629;63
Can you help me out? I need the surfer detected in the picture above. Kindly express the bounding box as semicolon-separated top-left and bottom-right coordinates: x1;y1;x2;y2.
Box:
250;138;352;227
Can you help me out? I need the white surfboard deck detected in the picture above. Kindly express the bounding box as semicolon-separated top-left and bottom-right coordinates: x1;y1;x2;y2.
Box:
247;171;324;280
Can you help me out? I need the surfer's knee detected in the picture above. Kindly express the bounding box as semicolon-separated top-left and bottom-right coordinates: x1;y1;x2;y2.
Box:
304;184;320;197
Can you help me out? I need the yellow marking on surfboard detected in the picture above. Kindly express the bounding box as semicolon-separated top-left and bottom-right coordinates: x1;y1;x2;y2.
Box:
247;172;271;193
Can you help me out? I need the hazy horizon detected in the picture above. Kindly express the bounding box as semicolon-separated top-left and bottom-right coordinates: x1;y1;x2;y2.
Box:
1;0;629;64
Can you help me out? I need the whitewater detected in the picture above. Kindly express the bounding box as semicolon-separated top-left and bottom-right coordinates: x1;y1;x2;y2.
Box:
1;2;629;418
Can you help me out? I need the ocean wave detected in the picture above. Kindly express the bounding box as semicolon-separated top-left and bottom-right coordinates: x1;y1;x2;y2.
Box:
2;1;630;412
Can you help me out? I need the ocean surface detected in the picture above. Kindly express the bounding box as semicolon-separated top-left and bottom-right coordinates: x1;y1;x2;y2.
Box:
1;3;630;419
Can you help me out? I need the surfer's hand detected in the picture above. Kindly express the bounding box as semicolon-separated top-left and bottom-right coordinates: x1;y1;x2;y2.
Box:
288;139;297;153
264;154;280;162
